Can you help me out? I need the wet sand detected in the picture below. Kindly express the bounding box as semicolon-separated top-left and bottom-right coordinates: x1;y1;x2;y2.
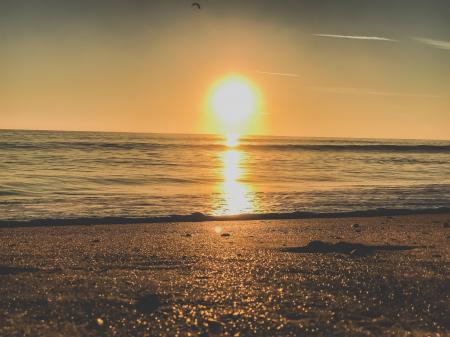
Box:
0;213;449;336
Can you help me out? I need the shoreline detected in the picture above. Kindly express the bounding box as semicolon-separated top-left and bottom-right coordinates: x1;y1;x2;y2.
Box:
2;206;450;228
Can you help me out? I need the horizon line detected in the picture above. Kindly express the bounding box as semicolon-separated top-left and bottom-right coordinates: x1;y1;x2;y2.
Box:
1;127;449;142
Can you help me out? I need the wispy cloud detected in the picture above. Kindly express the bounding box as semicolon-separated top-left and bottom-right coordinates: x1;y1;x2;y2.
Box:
255;71;301;78
314;34;397;42
413;37;450;51
312;86;443;98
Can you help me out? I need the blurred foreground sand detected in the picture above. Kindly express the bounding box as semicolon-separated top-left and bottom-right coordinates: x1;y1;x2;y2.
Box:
1;213;449;336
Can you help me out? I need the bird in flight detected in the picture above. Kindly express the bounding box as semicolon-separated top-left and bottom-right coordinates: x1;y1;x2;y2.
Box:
192;2;201;10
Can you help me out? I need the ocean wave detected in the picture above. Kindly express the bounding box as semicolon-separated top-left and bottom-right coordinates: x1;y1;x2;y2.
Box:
2;141;450;153
268;144;450;153
1;207;449;228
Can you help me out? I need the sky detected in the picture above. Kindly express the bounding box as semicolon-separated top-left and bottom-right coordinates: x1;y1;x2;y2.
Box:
1;0;449;139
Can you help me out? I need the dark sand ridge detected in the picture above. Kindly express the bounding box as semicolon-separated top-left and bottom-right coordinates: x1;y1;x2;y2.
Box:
281;240;418;256
0;213;449;336
1;206;449;227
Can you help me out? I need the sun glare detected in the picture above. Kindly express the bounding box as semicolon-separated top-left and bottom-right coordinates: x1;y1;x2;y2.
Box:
206;75;262;138
211;77;256;125
225;133;239;147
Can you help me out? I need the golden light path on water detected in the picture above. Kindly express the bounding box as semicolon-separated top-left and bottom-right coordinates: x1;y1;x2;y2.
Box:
206;74;262;216
212;135;256;216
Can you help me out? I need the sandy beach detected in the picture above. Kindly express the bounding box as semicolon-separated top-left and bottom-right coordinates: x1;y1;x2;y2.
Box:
0;213;449;336
2;1;450;336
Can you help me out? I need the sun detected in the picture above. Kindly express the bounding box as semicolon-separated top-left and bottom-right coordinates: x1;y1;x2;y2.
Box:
206;75;262;140
211;76;256;126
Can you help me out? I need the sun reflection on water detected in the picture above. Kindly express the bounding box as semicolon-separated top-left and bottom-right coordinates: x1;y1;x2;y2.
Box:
225;133;239;147
222;149;242;181
212;137;255;215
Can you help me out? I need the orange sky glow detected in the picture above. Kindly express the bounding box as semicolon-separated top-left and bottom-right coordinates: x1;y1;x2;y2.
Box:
1;1;449;139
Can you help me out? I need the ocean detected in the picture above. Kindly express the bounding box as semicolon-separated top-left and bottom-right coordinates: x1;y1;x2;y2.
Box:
1;129;450;224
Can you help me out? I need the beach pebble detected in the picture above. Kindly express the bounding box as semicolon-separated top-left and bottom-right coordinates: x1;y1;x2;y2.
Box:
349;248;371;257
184;233;192;237
221;232;231;237
349;248;358;255
135;294;161;313
352;223;360;229
206;319;224;334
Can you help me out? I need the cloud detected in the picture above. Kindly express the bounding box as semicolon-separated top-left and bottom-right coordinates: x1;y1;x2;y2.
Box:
255;71;301;78
413;37;450;51
314;34;397;42
312;86;443;98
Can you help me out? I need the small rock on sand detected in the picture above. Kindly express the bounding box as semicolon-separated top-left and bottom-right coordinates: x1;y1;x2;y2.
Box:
135;294;161;313
206;319;224;334
349;247;371;257
221;233;231;237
